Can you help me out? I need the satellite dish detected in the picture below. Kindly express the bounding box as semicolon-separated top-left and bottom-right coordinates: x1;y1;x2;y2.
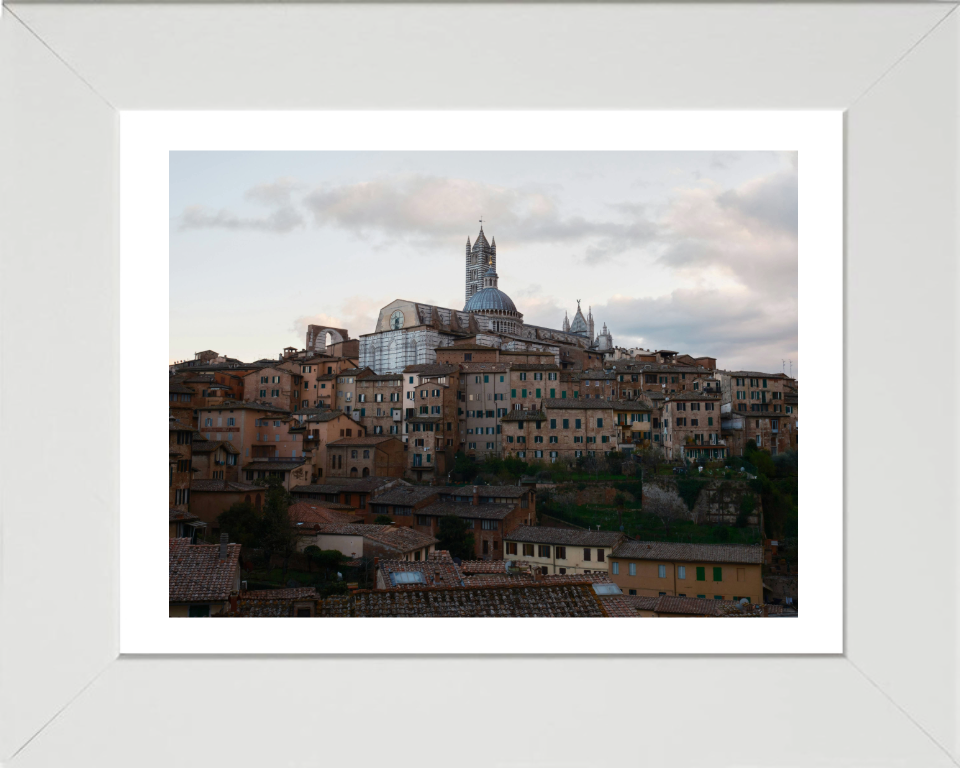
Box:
739;598;749;606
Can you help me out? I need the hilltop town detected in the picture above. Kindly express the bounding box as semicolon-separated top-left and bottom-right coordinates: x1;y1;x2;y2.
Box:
169;226;798;618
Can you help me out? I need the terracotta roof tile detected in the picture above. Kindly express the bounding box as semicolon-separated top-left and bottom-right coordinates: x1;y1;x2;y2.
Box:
505;525;625;548
611;541;763;564
169;539;240;603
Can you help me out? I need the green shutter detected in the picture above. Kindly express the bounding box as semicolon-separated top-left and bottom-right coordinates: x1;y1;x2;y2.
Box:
573;391;579;398
562;391;567;399
713;567;722;581
511;389;516;398
550;419;556;429
522;389;527;398
536;389;541;398
696;567;705;581
597;418;603;428
550;389;556;398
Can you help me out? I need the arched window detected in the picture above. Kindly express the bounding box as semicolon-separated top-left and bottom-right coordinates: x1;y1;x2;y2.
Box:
244;494;251;504
362;467;370;477
350;467;358;477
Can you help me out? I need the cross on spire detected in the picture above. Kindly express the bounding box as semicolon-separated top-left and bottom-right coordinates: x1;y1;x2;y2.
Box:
479;215;484;231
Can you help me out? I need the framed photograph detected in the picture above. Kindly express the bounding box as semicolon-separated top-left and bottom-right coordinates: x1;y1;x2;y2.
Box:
2;3;957;766
123;110;838;654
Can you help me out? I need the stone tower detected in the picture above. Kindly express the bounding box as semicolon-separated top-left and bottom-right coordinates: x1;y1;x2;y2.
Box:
588;306;595;341
465;225;496;304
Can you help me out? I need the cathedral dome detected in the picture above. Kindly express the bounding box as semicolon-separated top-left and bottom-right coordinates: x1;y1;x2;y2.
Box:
464;285;518;314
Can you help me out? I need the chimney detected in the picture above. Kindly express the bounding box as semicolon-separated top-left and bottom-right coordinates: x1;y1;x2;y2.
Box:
229;592;239;613
472;486;479;506
219;533;229;560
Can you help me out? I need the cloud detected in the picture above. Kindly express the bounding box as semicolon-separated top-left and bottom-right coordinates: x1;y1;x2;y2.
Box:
595;288;798;373
178;178;307;233
174;162;796;373
292;295;388;341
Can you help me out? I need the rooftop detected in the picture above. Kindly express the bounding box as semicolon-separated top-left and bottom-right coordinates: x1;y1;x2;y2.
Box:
415;500;520;521
610;540;764;565
314;522;433;544
378;551;463;588
372;486;441;507
291;477;401;495
245;459;307;471
169;538;240;604
437;485;530;499
190;479;262;493
199;400;291;414
505;525;625;548
541;398;615;411
403;364;459;376
191;440;241;455
327;436;398;447
288;501;362;527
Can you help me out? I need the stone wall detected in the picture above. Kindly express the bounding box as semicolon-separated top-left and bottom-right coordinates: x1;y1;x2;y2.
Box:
643;477;761;526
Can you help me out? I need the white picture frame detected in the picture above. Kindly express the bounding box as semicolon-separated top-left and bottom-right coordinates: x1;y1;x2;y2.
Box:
1;3;957;766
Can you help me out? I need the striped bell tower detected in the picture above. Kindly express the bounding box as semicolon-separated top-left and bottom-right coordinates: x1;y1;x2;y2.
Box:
464;221;496;307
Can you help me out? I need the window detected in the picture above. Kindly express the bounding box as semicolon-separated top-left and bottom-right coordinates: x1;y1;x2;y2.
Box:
612;562;619;575
522;543;535;557
597;418;603;428
506;542;517;555
628;589;637;596
658;564;666;578
416;515;429;525
555;546;566;560
628;562;636;576
562;419;569;429
713;566;723;581
678;566;686;580
538;545;550;558
597;549;605;562
583;548;591;562
575;418;581;429
481;519;498;530
696;567;706;581
188;605;210;618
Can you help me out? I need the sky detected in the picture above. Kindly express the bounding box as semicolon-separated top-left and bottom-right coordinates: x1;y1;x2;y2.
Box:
170;150;798;377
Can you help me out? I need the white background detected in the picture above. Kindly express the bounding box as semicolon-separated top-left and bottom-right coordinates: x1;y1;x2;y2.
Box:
120;111;841;655
1;4;957;766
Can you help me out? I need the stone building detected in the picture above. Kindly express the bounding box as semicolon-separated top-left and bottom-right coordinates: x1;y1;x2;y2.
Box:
660;390;725;460
716;370;797;456
169;418;197;512
242;365;304;413
500;399;619;463
358;225;614;374
403;363;461;480
190;440;240;482
325;436;406;479
607;540;764;603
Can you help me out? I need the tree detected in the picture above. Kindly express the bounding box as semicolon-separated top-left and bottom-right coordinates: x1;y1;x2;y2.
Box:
435;515;476;561
256;476;297;577
451;451;479;483
216;502;261;549
374;514;394;525
613;492;628;530
637;444;665;478
642;484;688;535
303;546;348;578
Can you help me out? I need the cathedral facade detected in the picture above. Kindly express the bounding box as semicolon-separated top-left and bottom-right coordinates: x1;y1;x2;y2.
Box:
358;226;614;374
